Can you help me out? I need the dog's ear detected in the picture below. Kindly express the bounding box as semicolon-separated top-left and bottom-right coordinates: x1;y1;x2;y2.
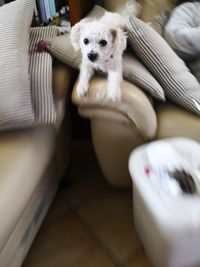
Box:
70;22;82;51
110;28;127;52
110;29;117;43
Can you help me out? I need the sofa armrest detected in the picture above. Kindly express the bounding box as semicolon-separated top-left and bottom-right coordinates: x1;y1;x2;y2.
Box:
72;76;157;140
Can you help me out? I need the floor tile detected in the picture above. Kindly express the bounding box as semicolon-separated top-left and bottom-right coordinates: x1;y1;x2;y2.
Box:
22;212;116;267
78;187;138;264
62;140;107;208
39;191;70;231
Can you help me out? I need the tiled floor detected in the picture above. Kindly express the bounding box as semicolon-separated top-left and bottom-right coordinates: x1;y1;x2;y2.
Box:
22;140;152;267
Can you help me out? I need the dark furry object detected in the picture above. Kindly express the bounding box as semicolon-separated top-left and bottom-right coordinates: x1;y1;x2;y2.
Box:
169;170;197;194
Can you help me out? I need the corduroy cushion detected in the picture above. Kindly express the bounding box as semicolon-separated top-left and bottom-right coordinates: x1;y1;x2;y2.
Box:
46;32;166;100
123;53;165;100
149;11;169;36
47;33;81;70
127;16;200;115
0;0;35;130
29;26;59;126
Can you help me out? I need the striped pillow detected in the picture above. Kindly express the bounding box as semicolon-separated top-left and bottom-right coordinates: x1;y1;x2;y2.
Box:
46;33;81;70
46;33;165;100
123;53;165;100
29;27;60;126
127;16;200;115
0;0;35;130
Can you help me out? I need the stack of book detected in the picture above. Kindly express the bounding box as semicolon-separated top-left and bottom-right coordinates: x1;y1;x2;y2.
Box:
35;0;69;26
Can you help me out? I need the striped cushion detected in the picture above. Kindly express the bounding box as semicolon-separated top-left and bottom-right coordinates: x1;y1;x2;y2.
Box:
46;33;165;100
0;0;35;130
127;16;200;115
123;53;165;100
47;33;81;70
29;27;59;126
149;11;169;36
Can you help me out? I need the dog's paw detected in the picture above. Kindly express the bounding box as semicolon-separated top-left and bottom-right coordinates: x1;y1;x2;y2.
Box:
76;83;89;98
107;89;121;102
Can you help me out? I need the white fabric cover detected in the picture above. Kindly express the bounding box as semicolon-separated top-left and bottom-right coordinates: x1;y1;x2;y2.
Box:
129;138;200;267
165;2;200;58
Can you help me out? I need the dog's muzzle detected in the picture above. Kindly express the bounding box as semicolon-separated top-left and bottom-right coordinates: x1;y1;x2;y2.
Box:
88;52;98;62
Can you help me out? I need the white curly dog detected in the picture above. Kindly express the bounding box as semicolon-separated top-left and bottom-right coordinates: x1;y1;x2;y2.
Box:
70;12;127;102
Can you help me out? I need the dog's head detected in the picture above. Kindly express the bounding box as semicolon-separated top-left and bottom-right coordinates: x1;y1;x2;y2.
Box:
70;19;127;64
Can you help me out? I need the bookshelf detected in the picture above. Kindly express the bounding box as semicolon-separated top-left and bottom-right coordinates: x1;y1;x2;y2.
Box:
34;0;95;26
68;0;94;26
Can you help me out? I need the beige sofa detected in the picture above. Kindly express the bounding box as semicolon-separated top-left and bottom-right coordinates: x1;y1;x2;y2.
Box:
72;0;200;188
0;61;73;267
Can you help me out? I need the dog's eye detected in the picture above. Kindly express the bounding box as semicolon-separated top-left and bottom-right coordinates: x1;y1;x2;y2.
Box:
84;38;89;45
99;40;107;47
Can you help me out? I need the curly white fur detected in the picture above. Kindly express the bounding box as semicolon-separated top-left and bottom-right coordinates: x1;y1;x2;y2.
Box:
70;12;127;102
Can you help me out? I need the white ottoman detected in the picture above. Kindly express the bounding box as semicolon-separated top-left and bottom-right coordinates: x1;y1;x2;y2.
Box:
129;138;200;267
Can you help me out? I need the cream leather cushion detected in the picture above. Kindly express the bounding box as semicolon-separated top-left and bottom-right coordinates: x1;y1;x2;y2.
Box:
72;76;157;140
156;102;200;141
0;127;56;252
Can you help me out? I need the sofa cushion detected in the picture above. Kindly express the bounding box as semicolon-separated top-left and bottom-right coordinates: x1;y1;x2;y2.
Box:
0;127;56;253
47;33;81;70
149;11;169;36
0;0;35;130
123;53;165;100
46;33;165;100
127;16;200;115
156;102;200;141
29;27;59;127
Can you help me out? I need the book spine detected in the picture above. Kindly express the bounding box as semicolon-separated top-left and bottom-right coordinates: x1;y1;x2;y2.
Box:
38;0;47;23
49;0;56;17
44;0;51;21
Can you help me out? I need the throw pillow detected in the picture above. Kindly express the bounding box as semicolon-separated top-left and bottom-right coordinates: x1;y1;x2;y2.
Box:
0;0;35;130
46;33;165;100
148;10;169;36
46;33;81;70
123;53;165;100
29;26;60;126
127;16;200;115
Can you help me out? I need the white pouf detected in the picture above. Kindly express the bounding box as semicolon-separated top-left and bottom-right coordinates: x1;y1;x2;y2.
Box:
129;138;200;267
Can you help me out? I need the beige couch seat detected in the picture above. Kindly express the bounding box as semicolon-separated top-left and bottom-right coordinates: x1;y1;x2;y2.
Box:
0;127;56;254
156;102;200;141
0;62;73;267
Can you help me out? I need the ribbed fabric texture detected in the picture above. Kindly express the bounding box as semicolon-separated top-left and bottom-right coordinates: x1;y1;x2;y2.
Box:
123;53;165;100
29;26;60;126
127;16;200;115
0;0;59;130
0;0;35;130
149;11;169;36
47;33;82;70
47;33;166;100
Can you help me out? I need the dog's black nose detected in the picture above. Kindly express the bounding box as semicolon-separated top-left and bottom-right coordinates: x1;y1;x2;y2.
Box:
88;52;98;62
